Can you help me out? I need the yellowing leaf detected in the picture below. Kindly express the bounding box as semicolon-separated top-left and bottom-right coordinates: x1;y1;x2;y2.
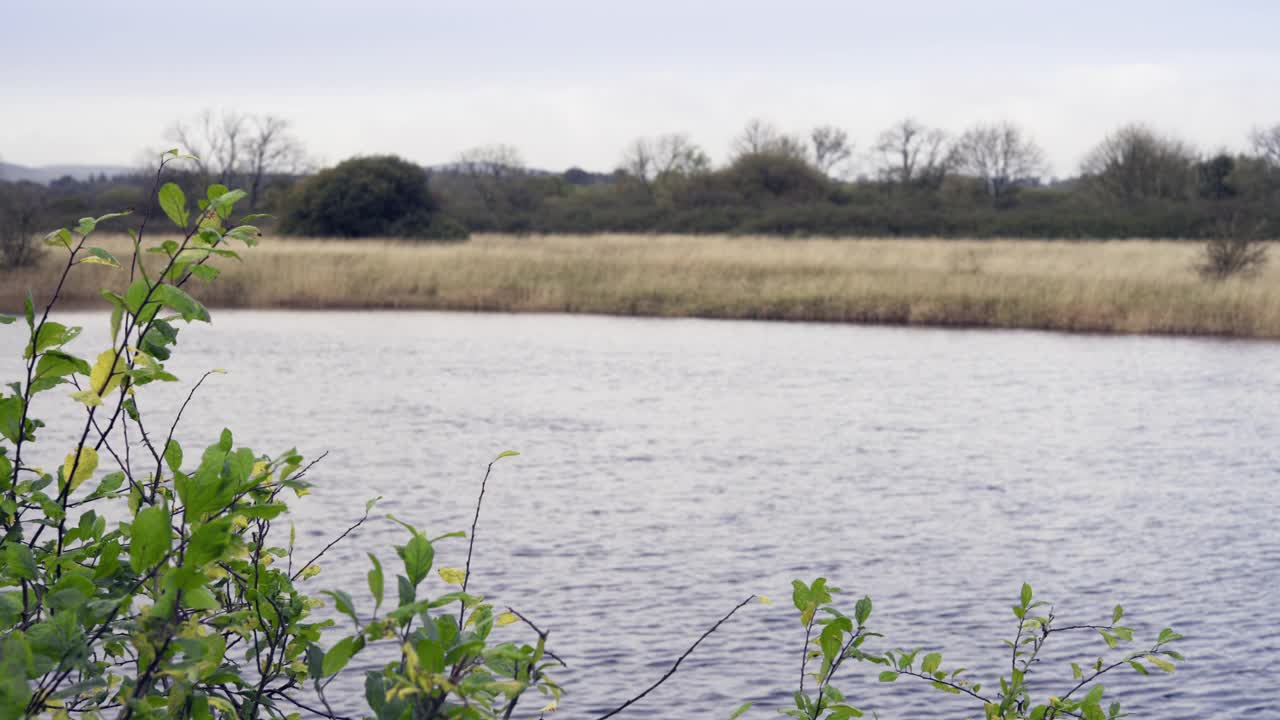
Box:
541;700;558;713
69;389;103;407
758;595;773;605
496;612;519;627
89;349;126;398
79;255;120;268
62;447;99;491
438;567;466;585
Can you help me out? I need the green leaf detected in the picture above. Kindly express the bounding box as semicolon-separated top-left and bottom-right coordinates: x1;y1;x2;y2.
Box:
4;543;37;581
402;534;434;587
1147;656;1176;673
367;553;385;612
158;182;189;228
818;622;842;664
25;322;81;358
93;210;132;225
237;504;288;520
81;247;121;268
1020;582;1033;607
42;228;73;249
130;505;173;571
921;652;941;675
208;188;247;219
1084;684;1105;706
183;586;219;610
47;575;94;612
1097;628;1118;648
878;671;899;682
397;575;415;607
184;518;234;568
305;644;324;679
322;636;360;676
323;590;359;625
728;702;753;719
35;350;90;381
164;440;183;473
87;471;125;500
1112;605;1123;624
495;450;520;460
0;314;14;325
854;595;872;626
225;225;261;246
0;397;25;443
154;284;210;323
189;264;221;282
0;593;22;629
1129;660;1148;675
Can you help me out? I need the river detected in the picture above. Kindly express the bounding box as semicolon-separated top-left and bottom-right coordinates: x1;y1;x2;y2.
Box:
4;311;1278;719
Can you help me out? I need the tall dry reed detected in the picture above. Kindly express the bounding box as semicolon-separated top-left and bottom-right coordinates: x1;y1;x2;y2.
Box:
3;234;1277;337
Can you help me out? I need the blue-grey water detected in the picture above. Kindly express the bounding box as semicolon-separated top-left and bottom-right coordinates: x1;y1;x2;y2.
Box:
4;311;1278;719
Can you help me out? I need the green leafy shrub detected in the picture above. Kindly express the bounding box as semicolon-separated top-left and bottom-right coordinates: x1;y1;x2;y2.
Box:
281;155;466;240
750;579;1185;720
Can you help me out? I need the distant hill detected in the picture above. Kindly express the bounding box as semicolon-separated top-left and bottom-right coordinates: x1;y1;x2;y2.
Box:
0;162;136;184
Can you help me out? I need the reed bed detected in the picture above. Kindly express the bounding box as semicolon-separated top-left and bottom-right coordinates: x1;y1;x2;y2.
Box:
3;233;1278;338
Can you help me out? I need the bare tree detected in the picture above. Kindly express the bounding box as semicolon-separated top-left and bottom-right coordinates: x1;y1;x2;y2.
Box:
170;109;305;208
952;121;1048;199
620;138;656;183
621;133;709;183
455;144;527;212
730;118;808;161
1080;124;1197;201
170;109;247;185
873;118;953;188
810;125;853;177
0;181;46;268
1250;124;1280;167
456;144;525;178
732;118;782;157
244;115;305;208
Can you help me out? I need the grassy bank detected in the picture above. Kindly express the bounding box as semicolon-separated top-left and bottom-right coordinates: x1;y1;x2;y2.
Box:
3;233;1278;338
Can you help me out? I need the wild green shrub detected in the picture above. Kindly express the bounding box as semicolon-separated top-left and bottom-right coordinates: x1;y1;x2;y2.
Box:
281;155;466;240
758;579;1185;720
0;150;1186;719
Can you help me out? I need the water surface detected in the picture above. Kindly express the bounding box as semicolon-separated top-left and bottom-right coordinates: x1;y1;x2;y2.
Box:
5;311;1278;719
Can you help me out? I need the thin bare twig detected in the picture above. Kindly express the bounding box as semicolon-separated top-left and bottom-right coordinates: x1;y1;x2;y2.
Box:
589;595;756;720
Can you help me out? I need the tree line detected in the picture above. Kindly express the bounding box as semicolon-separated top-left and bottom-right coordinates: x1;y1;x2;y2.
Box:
5;111;1280;259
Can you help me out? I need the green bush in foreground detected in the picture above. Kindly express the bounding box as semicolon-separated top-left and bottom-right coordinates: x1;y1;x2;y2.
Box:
0;151;1183;719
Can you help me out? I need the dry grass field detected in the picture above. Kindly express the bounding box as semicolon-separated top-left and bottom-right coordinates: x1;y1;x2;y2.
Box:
3;233;1278;338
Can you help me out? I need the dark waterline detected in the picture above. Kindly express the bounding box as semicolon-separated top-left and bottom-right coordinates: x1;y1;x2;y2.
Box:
5;311;1278;719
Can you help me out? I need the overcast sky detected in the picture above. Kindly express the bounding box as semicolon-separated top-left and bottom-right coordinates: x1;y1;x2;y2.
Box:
3;0;1279;177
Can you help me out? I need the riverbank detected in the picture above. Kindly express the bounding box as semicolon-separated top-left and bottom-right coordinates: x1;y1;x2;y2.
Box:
3;234;1278;338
